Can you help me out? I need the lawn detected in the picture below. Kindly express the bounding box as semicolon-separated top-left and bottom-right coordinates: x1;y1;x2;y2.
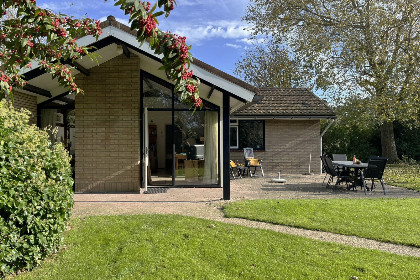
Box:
384;163;420;191
12;215;420;280
224;198;420;247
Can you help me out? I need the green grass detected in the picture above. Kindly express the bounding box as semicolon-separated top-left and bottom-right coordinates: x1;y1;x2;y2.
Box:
12;215;420;279
224;198;420;247
384;163;420;191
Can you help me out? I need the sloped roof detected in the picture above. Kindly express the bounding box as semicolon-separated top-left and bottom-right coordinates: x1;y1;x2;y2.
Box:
234;88;335;118
100;16;257;95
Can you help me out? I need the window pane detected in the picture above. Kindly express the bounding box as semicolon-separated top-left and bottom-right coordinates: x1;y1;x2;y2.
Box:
143;78;172;108
230;126;238;148
239;120;264;150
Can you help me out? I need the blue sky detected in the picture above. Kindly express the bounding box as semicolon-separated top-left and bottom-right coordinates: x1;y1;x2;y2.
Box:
37;0;253;75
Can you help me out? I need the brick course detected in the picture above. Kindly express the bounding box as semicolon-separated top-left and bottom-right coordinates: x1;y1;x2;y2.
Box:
13;91;37;125
75;54;140;192
230;120;321;175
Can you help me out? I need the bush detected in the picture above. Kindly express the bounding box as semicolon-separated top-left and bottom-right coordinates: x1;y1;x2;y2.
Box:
0;100;73;277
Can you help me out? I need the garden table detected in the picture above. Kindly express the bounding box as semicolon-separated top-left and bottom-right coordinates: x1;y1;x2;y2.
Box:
333;161;369;193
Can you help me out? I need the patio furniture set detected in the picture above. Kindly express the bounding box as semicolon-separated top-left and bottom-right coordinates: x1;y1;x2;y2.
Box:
230;148;264;179
321;154;388;194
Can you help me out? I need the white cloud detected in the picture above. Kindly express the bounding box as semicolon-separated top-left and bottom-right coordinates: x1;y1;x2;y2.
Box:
226;43;242;49
164;20;251;44
238;37;266;45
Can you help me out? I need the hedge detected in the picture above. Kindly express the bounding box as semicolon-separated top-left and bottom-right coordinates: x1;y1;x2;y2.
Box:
0;100;73;277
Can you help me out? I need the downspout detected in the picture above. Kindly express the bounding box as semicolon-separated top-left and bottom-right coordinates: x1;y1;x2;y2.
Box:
320;119;335;173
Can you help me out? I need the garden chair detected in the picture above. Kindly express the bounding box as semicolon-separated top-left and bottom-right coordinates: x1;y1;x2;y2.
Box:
230;160;245;179
324;155;350;188
243;147;264;177
332;153;351;177
362;157;387;194
320;155;329;184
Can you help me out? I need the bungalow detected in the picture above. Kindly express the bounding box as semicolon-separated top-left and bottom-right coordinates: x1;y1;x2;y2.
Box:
230;88;335;174
12;16;334;198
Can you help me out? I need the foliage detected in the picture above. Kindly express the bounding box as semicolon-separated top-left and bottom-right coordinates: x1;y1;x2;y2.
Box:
234;39;311;88
224;198;420;247
13;215;420;279
384;163;420;192
244;0;420;161
0;101;74;277
322;96;420;162
322;96;381;161
0;0;201;108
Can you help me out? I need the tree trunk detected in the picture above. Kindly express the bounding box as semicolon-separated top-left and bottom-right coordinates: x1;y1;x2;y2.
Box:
380;121;399;162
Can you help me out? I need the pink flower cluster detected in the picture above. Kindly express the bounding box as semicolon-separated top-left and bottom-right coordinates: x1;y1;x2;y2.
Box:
190;95;202;107
139;14;156;37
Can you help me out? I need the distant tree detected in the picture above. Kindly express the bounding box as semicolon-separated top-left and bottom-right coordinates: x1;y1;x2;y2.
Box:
234;40;311;88
245;0;420;162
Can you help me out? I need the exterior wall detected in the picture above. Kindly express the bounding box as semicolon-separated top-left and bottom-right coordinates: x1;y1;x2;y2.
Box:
13;91;37;125
230;119;321;175
75;54;141;192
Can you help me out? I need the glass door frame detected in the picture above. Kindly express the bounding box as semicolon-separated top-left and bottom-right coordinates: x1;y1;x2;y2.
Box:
140;70;221;187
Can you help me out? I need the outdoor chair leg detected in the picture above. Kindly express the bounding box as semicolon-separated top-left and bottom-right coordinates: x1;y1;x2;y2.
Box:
322;173;327;185
260;166;264;177
380;179;386;195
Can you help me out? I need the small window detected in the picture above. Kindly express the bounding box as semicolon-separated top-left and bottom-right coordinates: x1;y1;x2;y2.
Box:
230;120;265;150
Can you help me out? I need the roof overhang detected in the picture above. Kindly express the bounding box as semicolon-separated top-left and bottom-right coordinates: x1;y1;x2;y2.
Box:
21;24;256;111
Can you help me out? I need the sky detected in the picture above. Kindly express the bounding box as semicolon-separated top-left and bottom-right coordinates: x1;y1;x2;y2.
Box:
36;0;254;76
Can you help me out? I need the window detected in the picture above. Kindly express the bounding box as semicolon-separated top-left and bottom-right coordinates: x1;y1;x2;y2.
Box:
230;126;238;149
230;120;265;150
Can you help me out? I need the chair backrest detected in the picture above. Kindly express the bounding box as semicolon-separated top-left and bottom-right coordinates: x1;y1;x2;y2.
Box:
230;160;237;168
324;155;337;176
365;157;387;179
332;154;347;161
243;147;255;159
320;155;328;173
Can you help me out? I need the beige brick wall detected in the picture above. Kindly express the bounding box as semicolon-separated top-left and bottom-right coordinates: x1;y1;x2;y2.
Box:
75;54;140;192
231;120;321;175
13;91;37;125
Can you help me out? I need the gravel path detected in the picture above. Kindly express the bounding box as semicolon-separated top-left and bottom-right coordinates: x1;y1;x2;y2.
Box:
72;173;420;257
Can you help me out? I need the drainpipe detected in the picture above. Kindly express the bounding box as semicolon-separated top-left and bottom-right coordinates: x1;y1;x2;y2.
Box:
320;119;335;173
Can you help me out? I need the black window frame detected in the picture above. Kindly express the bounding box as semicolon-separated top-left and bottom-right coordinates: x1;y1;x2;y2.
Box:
230;119;265;151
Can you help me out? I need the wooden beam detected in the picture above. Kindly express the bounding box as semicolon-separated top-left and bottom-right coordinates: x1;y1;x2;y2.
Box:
62;59;90;76
58;96;75;105
122;44;131;58
207;85;215;99
41;103;74;110
73;61;90;76
23;84;52;98
38;91;70;107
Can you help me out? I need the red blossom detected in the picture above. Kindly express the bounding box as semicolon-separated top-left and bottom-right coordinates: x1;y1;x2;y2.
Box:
139;14;156;37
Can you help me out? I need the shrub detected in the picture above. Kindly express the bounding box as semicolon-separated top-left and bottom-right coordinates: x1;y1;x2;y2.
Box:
0;100;73;277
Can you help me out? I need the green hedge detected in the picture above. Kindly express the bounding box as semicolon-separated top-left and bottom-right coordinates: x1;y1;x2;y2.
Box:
0;100;73;277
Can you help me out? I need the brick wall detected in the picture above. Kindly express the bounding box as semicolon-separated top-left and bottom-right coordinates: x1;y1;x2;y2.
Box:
75;54;141;192
13;91;37;125
230;120;321;175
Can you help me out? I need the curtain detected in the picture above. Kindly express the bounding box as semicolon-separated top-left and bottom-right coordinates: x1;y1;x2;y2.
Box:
41;109;57;143
204;111;218;184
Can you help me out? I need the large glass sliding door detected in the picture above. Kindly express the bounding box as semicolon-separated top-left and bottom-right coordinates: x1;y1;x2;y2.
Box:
141;71;219;187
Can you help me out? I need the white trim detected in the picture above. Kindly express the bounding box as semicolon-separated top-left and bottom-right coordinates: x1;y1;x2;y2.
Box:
78;26;255;102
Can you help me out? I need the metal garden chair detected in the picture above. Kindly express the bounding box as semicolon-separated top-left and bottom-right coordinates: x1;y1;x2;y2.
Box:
362;157;388;194
243;147;264;177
